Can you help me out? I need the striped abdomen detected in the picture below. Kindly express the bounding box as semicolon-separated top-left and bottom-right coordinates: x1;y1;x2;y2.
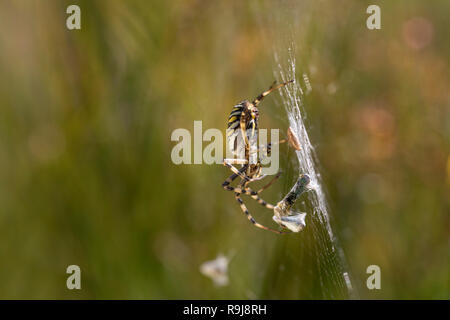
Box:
226;101;257;157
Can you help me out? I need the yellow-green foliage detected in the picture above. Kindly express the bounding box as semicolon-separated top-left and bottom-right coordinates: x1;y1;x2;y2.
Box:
0;0;448;299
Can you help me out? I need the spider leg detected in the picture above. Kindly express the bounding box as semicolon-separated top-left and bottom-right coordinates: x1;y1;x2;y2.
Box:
222;161;287;233
247;174;267;182
225;180;276;210
222;164;247;191
253;80;294;106
223;171;275;210
223;159;249;181
242;186;275;210
255;171;282;194
234;191;290;234
223;164;281;209
258;140;286;163
264;139;287;151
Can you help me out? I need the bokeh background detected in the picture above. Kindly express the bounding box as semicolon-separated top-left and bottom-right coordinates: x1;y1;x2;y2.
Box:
0;0;448;299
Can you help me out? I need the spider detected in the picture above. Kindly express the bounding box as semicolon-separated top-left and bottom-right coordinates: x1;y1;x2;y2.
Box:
222;80;309;234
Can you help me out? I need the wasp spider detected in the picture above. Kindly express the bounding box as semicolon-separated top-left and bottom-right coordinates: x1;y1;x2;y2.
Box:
222;80;297;234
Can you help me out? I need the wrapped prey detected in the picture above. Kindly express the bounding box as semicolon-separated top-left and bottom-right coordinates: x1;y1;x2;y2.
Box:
287;126;301;151
273;174;311;232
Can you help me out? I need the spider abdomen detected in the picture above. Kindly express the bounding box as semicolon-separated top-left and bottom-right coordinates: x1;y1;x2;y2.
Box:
226;101;258;157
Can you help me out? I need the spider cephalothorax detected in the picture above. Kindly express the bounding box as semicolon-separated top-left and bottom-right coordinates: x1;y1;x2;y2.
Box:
222;80;311;234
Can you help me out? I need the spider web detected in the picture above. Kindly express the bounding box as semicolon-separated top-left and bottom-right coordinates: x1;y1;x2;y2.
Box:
246;2;356;298
261;47;356;299
203;2;356;299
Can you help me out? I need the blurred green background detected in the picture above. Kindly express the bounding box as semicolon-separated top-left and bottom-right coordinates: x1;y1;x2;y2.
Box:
0;0;448;299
